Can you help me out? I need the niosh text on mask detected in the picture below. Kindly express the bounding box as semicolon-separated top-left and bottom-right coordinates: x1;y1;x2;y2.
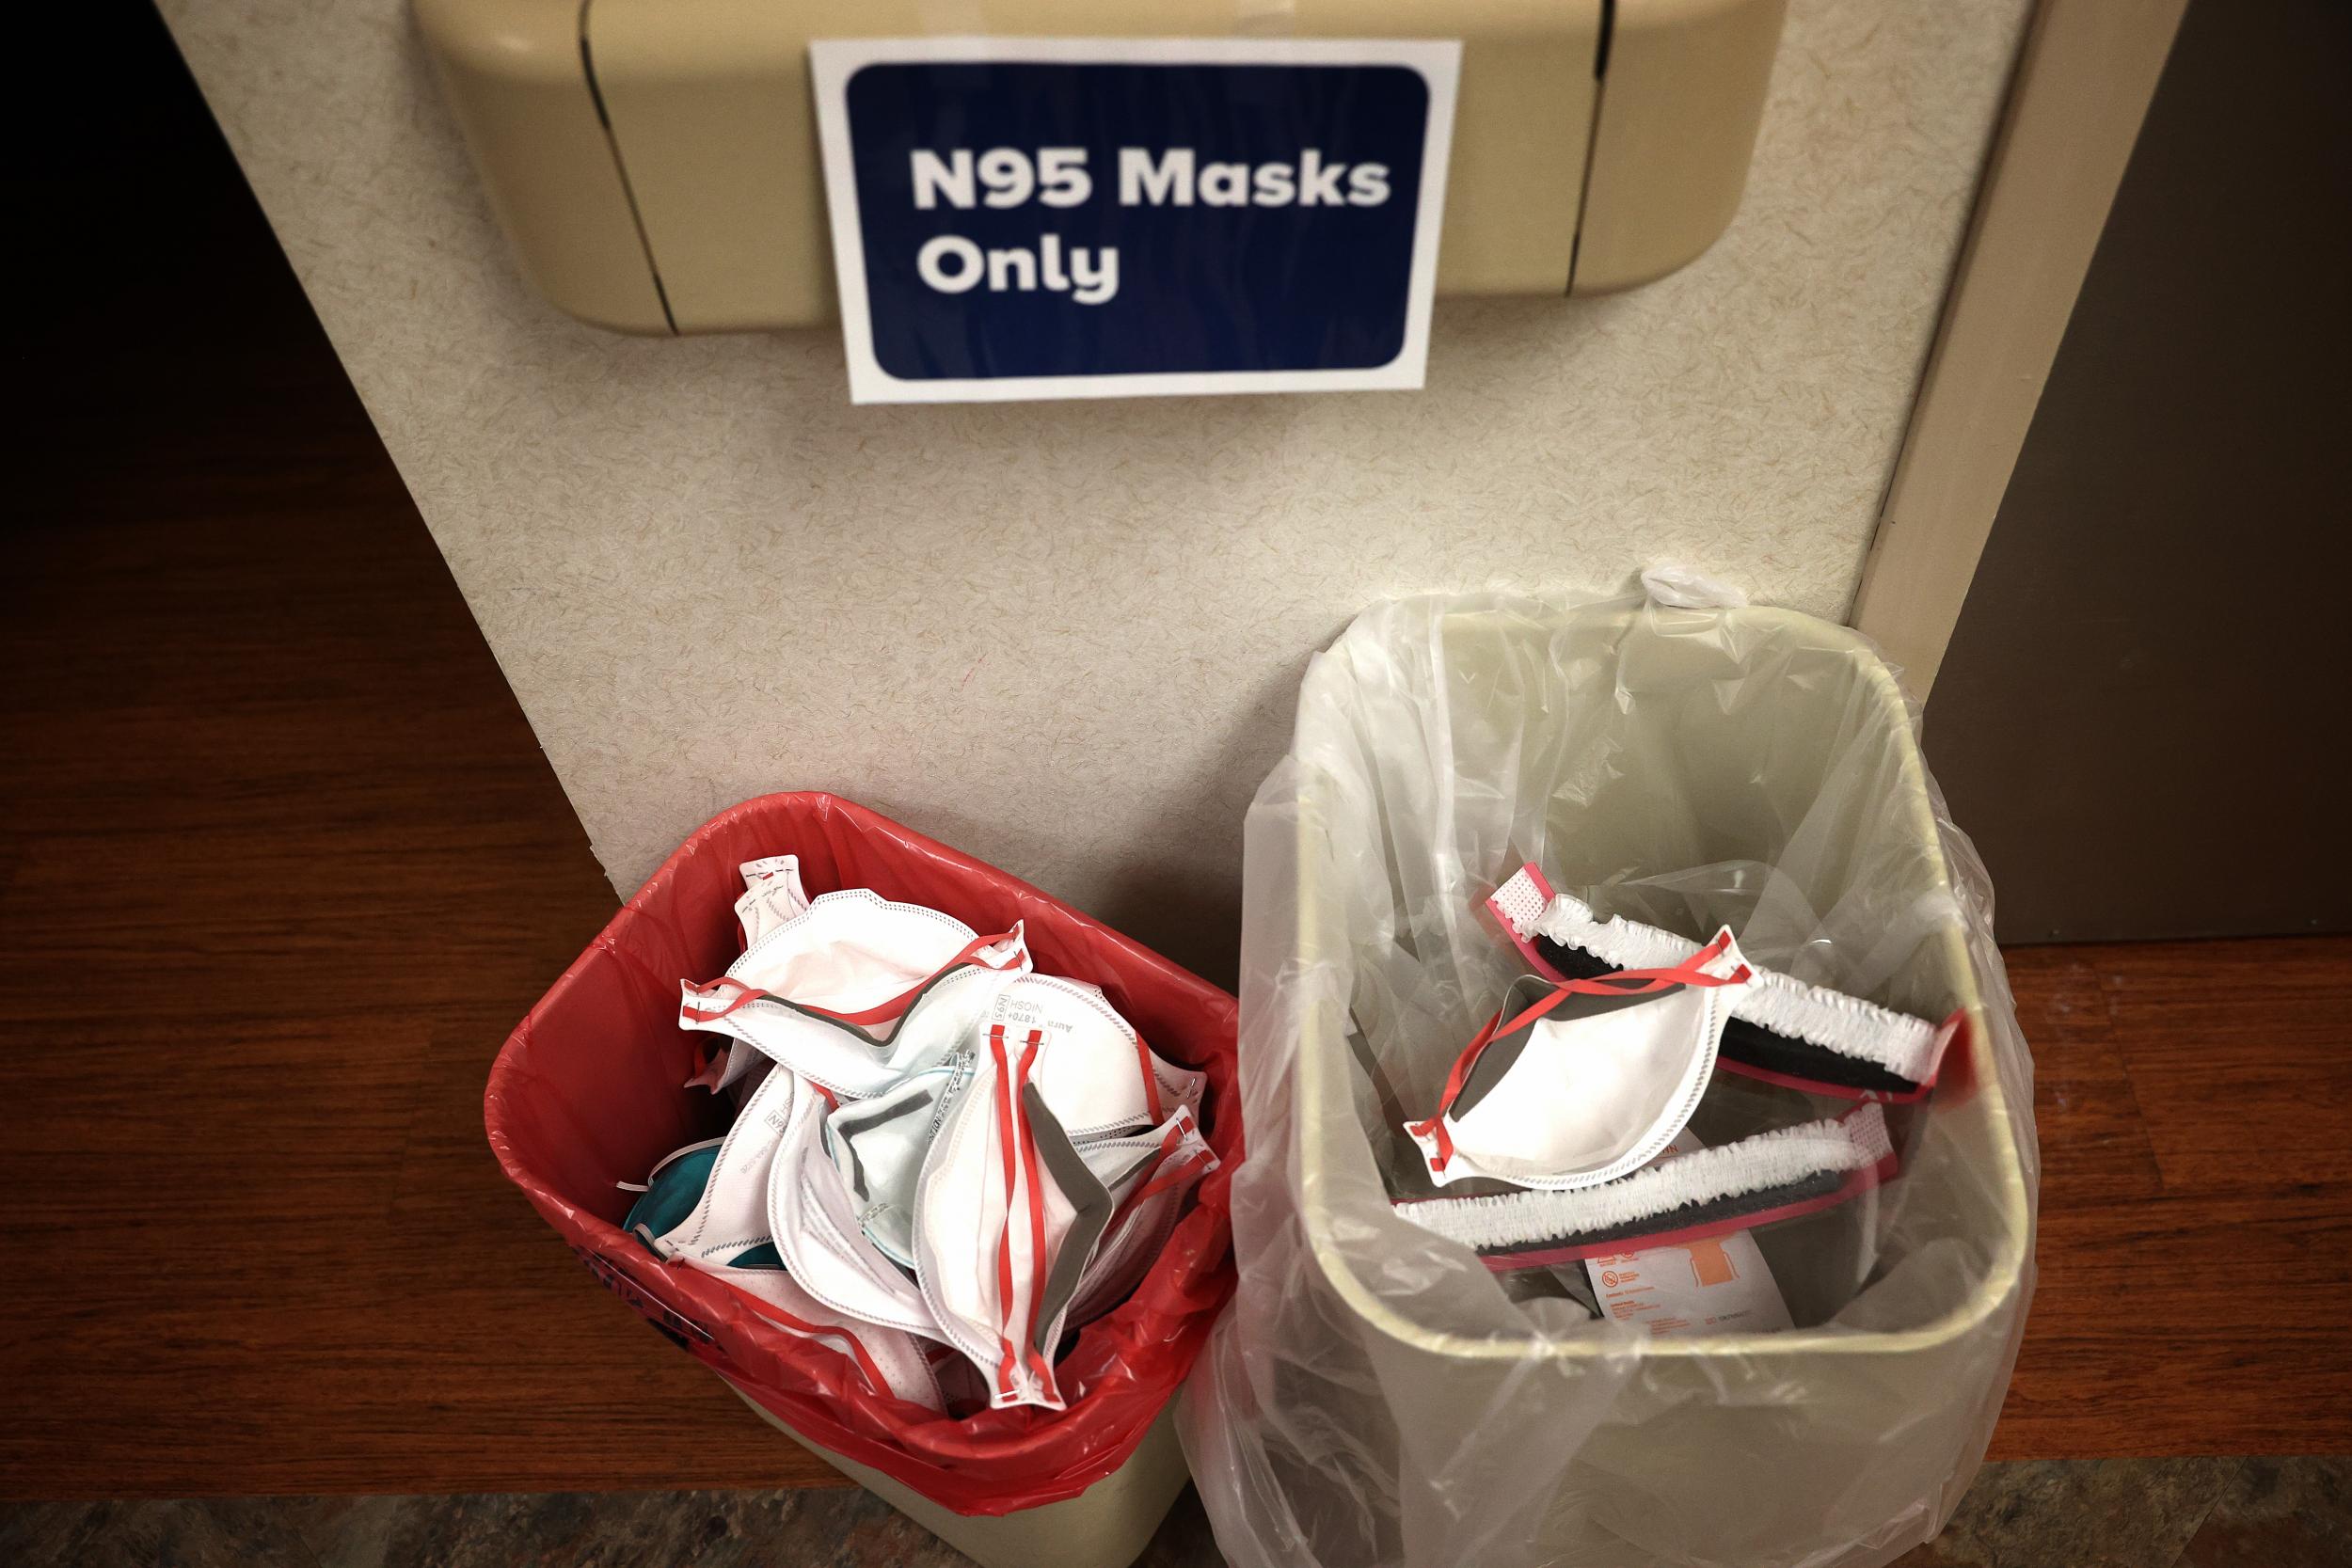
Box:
907;146;1394;306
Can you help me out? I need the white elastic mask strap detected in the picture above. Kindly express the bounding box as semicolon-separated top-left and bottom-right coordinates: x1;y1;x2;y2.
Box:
739;1275;945;1412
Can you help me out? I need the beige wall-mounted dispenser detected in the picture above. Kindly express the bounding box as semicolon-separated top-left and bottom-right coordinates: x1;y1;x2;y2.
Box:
416;0;1788;336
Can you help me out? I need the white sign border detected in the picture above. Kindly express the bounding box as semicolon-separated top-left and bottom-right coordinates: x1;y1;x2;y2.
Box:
809;36;1462;404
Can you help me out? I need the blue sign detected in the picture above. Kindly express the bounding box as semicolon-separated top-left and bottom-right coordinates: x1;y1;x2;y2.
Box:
812;39;1460;403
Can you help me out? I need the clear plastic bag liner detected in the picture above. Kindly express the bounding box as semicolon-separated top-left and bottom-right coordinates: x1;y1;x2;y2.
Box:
1179;593;2038;1568
485;793;1239;1515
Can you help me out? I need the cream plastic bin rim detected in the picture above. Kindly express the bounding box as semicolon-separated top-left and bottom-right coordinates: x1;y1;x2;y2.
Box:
1294;604;2032;1363
728;1386;1190;1568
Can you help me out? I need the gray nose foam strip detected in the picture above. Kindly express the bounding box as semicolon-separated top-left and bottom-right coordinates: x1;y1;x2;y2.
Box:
1020;1084;1115;1354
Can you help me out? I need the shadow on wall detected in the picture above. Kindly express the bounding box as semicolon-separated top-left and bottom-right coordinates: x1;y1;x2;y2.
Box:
881;635;1327;993
1092;854;1253;997
1098;621;1347;991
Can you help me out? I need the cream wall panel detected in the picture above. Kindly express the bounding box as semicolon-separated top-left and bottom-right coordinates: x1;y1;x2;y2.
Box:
158;0;2030;979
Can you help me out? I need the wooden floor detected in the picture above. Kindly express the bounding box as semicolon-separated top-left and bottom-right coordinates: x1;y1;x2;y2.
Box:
4;3;2347;1502
1994;940;2351;1455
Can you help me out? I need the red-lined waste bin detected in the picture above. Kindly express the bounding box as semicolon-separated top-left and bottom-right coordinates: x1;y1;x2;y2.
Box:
485;793;1240;1568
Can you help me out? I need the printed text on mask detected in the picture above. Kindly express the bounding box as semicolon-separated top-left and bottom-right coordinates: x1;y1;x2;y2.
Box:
908;146;1394;306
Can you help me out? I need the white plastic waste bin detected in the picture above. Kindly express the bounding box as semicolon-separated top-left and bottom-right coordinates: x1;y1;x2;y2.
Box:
1183;594;2037;1568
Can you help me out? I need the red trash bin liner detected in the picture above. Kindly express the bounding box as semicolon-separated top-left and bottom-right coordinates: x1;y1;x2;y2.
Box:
485;792;1241;1514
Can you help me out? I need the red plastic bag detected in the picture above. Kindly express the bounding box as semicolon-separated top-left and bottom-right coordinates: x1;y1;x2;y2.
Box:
485;793;1241;1514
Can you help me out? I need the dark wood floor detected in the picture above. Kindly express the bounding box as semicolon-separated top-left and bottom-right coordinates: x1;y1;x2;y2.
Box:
4;2;2346;1501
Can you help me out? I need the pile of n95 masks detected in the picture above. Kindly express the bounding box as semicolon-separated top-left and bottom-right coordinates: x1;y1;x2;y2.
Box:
619;855;1216;1414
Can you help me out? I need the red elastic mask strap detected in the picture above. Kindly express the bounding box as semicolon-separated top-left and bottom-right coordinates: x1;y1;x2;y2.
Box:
1406;1009;1504;1173
1498;933;1748;1034
1012;1030;1052;1387
986;1024;1022;1400
1129;1147;1212;1208
985;1026;1054;1401
799;928;1024;1026
1121;1116;1210;1212
681;975;770;1023
683;927;1022;1027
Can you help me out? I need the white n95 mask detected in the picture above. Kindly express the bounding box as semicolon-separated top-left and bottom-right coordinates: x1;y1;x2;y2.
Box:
625;1067;799;1265
620;1069;943;1410
1065;1105;1218;1329
821;1056;973;1270
1487;863;1950;1101
900;982;1208;1408
685;857;813;1094
1406;931;1753;1191
913;1017;1121;1411
766;1069;947;1342
679;890;1029;1099
995;974;1205;1140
